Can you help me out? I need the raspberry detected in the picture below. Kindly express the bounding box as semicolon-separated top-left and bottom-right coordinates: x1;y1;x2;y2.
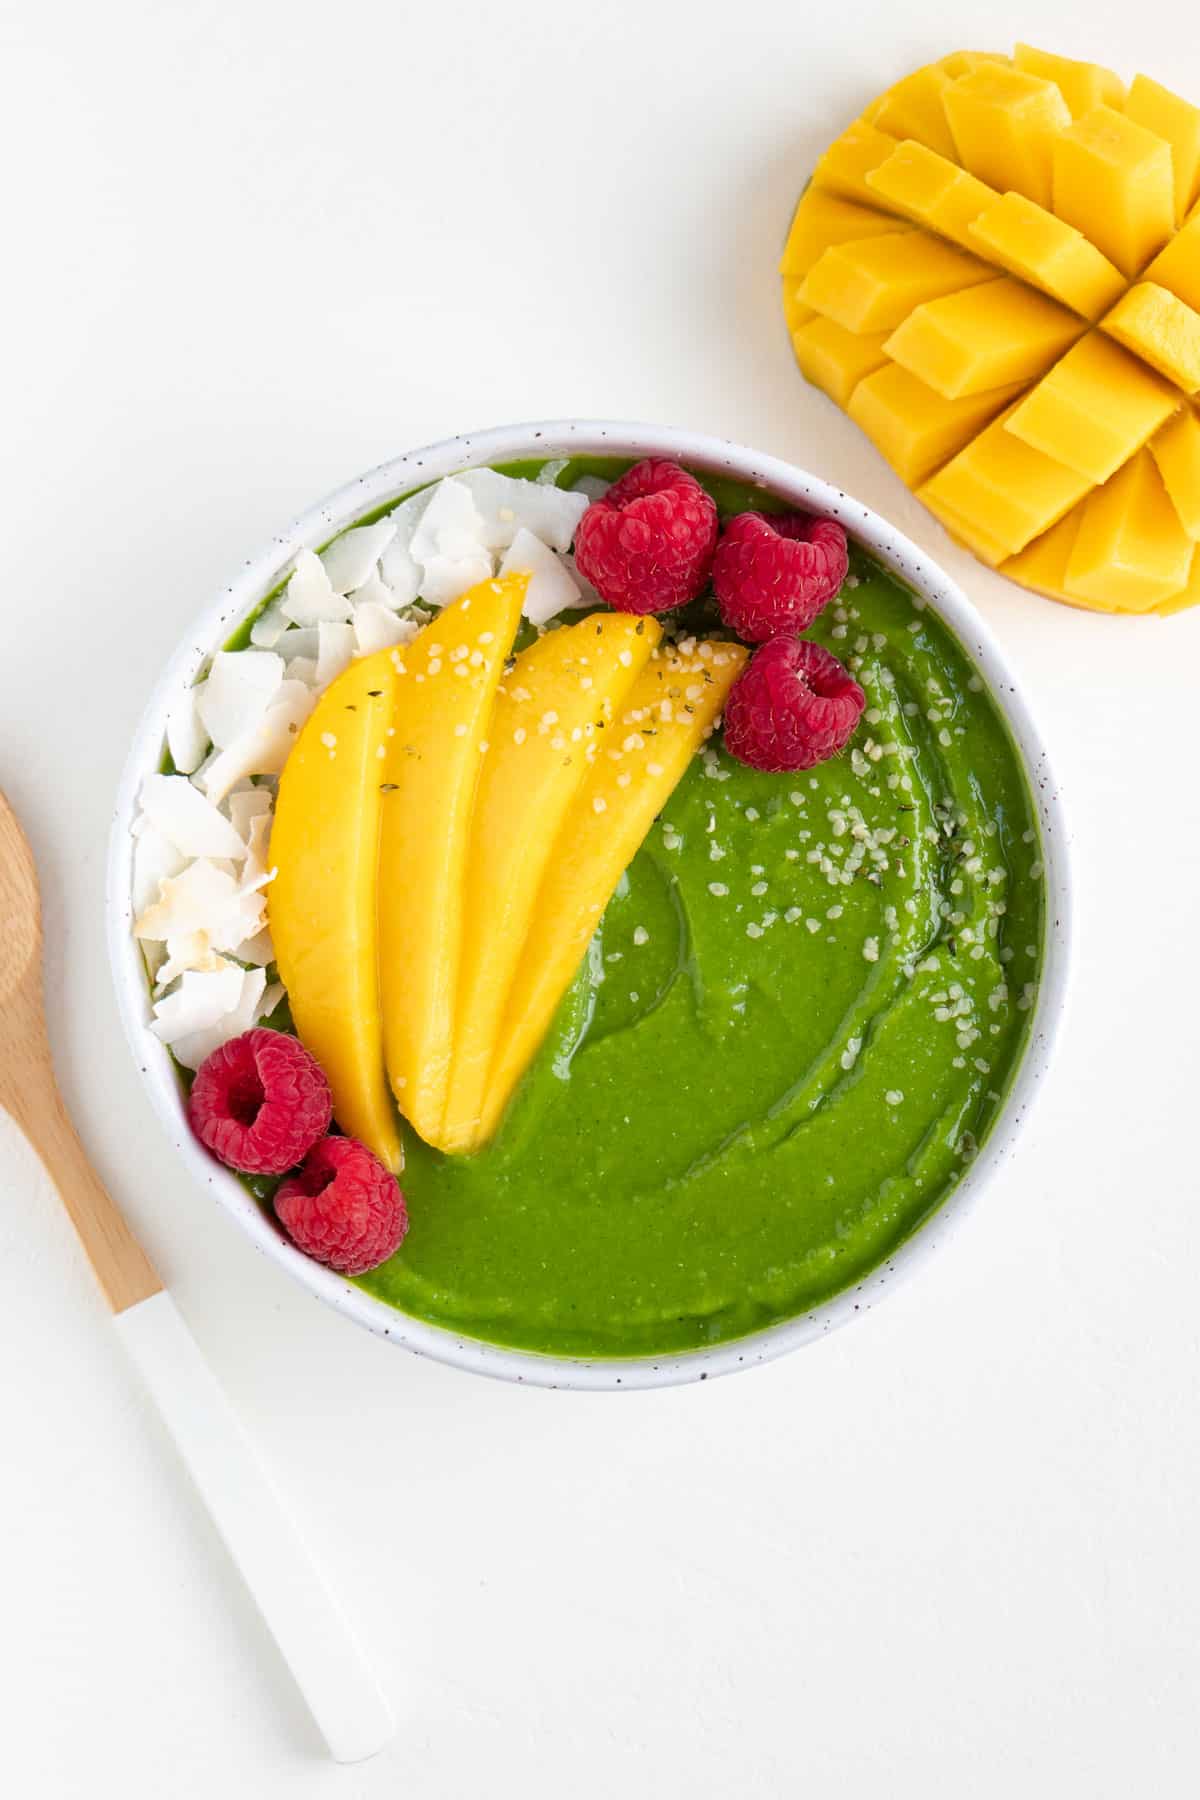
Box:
723;637;865;772
188;1028;332;1175
712;512;848;642
574;458;718;613
274;1136;407;1276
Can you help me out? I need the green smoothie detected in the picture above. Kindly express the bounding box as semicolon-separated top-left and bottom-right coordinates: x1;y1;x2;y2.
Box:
336;459;1046;1358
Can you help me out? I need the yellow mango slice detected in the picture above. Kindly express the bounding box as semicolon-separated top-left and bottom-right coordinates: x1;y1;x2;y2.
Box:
966;191;1126;321
940;52;1011;79
873;65;959;160
1143;211;1200;311
943;66;1071;206
378;574;527;1147
885;277;1083;398
999;506;1087;602
1155;560;1200;614
1149;405;1200;536
1052;105;1175;277
1064;448;1194;609
810;122;900;206
1125;74;1200;222
781;281;816;337
440;613;660;1153
1104;283;1200;393
269;648;402;1171
847;364;1024;487
1013;44;1125;120
921;490;1012;566
799;229;993;333
475;639;749;1148
1003;332;1180;481
791;315;891;408
866;141;1000;249
779;188;908;277
921;407;1093;556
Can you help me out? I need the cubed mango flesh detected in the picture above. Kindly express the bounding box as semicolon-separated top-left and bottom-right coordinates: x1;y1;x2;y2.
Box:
872;65;959;160
799;229;993;333
1052;105;1175;277
1149;405;1200;536
921;407;1093;556
1103;282;1200;393
1003;332;1180;482
269;649;403;1172
1155;560;1200;614
377;575;527;1147
847;364;1023;488
791;315;891;408
966;191;1126;321
781;281;816;337
999;506;1086;603
865;141;999;249
943;65;1071;206
1064;448;1195;609
920;489;1012;566
439;613;660;1153
779;187;909;277
1143;210;1200;311
1013;44;1125;119
884;276;1083;398
1125;73;1200;222
474;640;750;1148
810;122;899;206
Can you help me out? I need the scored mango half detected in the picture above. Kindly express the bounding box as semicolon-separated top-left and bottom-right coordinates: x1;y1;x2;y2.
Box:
780;42;1200;614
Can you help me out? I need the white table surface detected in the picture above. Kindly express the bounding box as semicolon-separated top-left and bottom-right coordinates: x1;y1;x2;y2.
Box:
3;2;1198;1794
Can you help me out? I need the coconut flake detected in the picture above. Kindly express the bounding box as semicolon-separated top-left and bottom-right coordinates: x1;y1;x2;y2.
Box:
501;527;587;626
226;786;273;842
535;457;570;486
165;968;270;1071
353;600;417;656
419;551;494;608
281;549;354;627
571;474;610;505
135;857;268;954
284;655;319;687
196;650;284;750
132;822;187;915
150;963;246;1046
409;477;488;565
165;686;208;776
380;489;434;607
140;774;246;860
200;680;315;804
320;519;398;594
348;570;399;612
315;620;355;689
249;598;290;648
457;467;589;552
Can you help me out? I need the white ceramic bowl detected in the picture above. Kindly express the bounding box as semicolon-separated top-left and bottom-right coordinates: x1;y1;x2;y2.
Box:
108;421;1071;1391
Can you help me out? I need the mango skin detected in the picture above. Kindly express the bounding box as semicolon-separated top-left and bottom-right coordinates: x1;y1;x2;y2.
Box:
269;648;403;1171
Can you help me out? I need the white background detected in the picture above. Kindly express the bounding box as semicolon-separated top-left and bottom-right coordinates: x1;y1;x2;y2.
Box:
2;2;1198;1794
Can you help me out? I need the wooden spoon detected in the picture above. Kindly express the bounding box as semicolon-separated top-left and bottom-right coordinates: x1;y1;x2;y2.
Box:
0;788;394;1763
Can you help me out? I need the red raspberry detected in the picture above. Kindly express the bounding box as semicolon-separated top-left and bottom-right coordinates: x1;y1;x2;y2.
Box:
188;1028;332;1175
723;637;865;772
574;457;718;613
274;1136;407;1276
713;512;848;641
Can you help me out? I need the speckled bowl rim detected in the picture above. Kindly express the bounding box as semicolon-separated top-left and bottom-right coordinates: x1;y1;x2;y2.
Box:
108;420;1072;1391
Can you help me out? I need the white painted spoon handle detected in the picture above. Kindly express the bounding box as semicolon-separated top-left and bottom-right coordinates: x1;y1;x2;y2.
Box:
115;1291;394;1763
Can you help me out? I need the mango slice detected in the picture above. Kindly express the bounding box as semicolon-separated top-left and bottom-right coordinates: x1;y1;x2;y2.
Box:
1064;449;1194;609
1149;405;1200;536
1103;283;1200;393
865;141;999;249
799;229;993;333
884;277;1083;398
921;490;1012;566
1126;74;1200;222
943;66;1071;206
873;66;958;160
966;192;1126;321
847;365;1023;487
269;649;403;1171
780;282;816;337
1013;44;1125;120
1155;561;1200;615
474;639;749;1148
1000;506;1086;603
1052;106;1175;278
921;407;1093;557
779;188;909;278
791;315;891;408
439;613;660;1153
810;122;899;206
1003;333;1180;482
1143;212;1200;312
377;574;527;1147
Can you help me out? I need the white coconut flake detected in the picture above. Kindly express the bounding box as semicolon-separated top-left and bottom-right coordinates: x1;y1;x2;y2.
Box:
419;550;494;609
348;570;399;613
249;598;290;648
140;774;246;860
165;686;208;776
132;823;187;915
410;477;489;565
457;467;588;553
500;527;586;626
275;625;319;661
281;548;354;627
200;680;315;804
320;519;398;594
353;601;416;656
380;489;434;607
315;620;355;689
150;963;246;1047
233;925;275;967
196;650;284;750
571;474;610;504
284;655;319;688
166;968;271;1071
135;858;267;953
535;457;570;485
225;786;272;841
